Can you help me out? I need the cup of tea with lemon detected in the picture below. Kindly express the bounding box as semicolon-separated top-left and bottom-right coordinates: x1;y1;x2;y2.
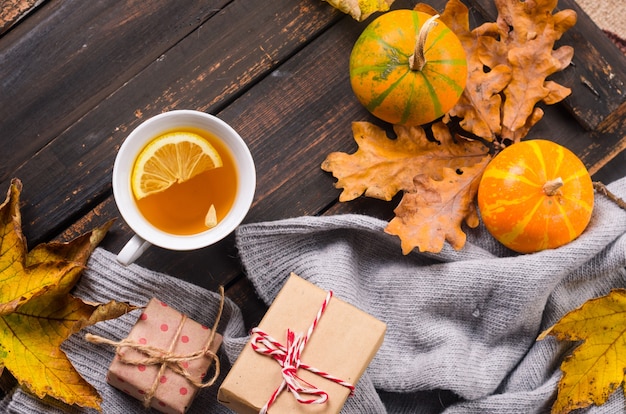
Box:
112;110;256;265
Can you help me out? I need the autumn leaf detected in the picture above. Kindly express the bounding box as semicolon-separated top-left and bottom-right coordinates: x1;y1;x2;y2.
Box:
322;0;393;21
441;0;575;142
0;178;136;410
322;121;489;202
385;157;490;253
434;0;511;141
537;289;626;414
322;122;490;252
322;0;578;254
495;0;576;141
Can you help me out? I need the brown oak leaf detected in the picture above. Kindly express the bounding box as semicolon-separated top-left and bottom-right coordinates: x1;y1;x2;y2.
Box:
437;0;575;142
435;0;512;141
385;157;490;254
322;121;490;253
323;0;577;254
496;0;576;141
322;121;489;203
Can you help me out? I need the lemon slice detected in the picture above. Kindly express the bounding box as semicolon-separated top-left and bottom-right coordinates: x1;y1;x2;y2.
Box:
131;131;223;199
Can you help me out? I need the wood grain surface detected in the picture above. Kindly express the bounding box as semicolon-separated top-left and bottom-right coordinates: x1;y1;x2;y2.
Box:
1;0;626;331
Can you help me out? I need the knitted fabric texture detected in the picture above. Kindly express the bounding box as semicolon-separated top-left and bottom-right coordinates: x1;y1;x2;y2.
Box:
0;250;247;414
1;177;625;413
234;177;626;414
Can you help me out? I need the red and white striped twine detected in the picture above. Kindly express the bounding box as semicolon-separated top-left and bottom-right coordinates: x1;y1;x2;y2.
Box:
250;290;355;413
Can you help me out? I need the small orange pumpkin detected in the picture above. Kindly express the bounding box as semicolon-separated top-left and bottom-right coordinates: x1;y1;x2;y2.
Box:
349;10;467;126
477;140;594;253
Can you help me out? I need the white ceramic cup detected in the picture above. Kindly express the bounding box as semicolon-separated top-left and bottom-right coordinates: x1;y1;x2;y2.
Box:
112;110;256;265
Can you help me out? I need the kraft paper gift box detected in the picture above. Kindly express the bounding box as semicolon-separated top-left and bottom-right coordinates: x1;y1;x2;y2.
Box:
218;273;386;414
105;298;223;414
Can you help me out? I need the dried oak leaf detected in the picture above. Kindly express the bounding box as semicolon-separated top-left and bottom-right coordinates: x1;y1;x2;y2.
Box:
322;121;490;252
322;0;393;21
433;0;512;141
0;178;136;411
538;289;626;414
495;0;576;141
435;0;575;142
385;157;490;254
322;121;489;202
323;0;576;254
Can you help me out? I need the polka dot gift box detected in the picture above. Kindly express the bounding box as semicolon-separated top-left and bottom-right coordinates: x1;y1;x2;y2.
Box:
105;298;223;414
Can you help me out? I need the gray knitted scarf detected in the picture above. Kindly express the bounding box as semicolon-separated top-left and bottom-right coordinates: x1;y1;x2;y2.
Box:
2;176;625;414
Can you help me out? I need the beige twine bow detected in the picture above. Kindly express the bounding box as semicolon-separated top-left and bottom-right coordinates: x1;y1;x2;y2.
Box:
86;286;225;408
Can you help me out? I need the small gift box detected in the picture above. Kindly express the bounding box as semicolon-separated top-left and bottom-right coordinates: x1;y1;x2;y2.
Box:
218;273;386;414
103;298;223;414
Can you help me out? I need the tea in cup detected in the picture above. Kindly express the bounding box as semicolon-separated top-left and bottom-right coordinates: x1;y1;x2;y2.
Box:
112;110;256;265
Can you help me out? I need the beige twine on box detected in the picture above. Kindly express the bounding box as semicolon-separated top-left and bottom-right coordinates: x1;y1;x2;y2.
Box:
86;286;225;408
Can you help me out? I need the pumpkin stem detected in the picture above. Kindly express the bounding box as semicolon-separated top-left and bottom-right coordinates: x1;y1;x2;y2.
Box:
543;177;564;196
409;14;440;71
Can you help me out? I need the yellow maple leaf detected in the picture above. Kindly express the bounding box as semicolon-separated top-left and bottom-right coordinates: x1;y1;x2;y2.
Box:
322;0;393;21
0;178;136;410
538;289;626;414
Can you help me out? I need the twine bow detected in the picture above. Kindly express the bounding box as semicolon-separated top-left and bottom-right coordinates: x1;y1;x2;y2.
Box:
250;290;355;413
86;286;225;408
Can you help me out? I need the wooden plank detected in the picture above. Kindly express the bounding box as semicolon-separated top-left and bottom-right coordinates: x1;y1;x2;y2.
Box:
14;0;624;249
9;0;626;282
0;0;230;184
26;9;362;289
3;0;341;245
556;0;626;132
594;149;626;185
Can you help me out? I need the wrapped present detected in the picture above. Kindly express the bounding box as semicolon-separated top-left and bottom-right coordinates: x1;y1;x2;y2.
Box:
218;273;386;414
87;293;223;414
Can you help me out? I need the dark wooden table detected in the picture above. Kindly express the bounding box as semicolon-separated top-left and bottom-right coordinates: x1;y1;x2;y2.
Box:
1;0;625;335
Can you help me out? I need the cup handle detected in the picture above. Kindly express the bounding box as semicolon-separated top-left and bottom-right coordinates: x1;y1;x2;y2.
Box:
117;234;152;266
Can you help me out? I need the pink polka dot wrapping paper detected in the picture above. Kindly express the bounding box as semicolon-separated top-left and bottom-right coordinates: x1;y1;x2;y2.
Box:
105;298;223;414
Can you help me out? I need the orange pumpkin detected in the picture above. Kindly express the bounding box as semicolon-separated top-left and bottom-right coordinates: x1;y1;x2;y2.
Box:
477;140;594;253
349;10;467;126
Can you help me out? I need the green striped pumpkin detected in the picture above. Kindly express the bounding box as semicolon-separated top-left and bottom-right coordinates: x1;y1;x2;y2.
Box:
349;10;467;126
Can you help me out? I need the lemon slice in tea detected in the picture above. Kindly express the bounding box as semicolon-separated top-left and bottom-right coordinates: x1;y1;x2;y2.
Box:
131;131;223;199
